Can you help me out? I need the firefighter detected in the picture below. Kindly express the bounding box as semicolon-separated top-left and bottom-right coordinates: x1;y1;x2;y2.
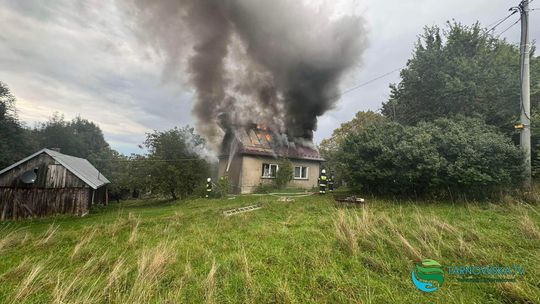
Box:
206;177;212;198
319;169;328;194
328;174;335;192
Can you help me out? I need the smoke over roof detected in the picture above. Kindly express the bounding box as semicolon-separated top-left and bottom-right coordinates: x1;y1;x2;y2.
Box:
120;0;367;147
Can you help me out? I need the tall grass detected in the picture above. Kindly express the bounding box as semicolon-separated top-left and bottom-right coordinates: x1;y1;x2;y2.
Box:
204;258;218;304
52;271;81;304
12;263;44;303
334;209;359;255
37;224;58;246
0;196;538;303
129;242;176;302
128;216;141;245
70;228;97;260
520;214;540;239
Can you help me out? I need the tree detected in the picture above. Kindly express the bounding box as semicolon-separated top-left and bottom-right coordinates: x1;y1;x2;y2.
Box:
36;114;110;158
337;116;523;198
319;111;386;184
0;81;36;169
274;158;293;189
381;22;540;134
143;126;209;200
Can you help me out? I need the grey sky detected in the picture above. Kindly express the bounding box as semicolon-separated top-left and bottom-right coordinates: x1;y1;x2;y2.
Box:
0;0;537;154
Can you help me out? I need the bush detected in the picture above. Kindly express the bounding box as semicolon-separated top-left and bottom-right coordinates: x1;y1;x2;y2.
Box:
253;183;277;194
337;116;524;198
216;176;230;197
274;158;293;189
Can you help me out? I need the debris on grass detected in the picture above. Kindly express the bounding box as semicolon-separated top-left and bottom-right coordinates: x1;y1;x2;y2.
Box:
334;195;365;206
277;196;295;202
223;204;262;217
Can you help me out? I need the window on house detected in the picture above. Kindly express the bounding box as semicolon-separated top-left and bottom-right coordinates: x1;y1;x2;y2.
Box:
262;163;278;178
294;166;308;179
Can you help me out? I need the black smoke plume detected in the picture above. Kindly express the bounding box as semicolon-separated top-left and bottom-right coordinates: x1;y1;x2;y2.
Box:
121;0;367;146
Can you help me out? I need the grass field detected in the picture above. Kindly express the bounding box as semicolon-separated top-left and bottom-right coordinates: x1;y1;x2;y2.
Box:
0;193;539;303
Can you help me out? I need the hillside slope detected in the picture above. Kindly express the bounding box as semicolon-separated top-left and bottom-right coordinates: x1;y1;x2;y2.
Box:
0;195;539;303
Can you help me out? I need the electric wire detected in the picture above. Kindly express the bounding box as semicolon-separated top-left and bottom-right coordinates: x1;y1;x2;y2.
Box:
495;18;521;38
488;10;518;33
102;1;532;160
329;67;403;100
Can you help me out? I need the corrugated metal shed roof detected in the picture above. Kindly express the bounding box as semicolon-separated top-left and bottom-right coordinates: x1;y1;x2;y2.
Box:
0;148;110;189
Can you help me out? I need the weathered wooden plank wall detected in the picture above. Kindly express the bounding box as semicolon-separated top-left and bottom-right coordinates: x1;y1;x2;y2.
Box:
92;186;108;206
0;187;90;220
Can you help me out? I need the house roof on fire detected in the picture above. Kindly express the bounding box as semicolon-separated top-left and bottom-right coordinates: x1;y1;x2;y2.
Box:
222;126;324;161
0;148;110;189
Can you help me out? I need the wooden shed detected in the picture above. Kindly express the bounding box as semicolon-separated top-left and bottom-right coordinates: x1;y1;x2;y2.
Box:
0;148;110;220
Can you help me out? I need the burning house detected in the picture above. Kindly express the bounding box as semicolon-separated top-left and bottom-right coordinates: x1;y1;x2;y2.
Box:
219;124;324;193
123;1;366;187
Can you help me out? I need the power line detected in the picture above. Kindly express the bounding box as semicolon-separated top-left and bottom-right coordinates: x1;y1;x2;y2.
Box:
487;10;518;32
93;158;205;162
327;3;528;102
332;67;402;99
487;14;511;29
495;17;521;38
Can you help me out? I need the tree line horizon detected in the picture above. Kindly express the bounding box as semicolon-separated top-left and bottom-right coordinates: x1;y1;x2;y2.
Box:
1;22;539;200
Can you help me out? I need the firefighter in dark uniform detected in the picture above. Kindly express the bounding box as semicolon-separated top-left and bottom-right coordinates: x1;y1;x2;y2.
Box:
319;169;328;194
328;174;335;192
206;177;212;198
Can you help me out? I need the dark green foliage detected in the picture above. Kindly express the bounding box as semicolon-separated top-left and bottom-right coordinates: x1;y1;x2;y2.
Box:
529;104;540;177
381;22;540;135
87;147;134;200
274;158;293;189
319;111;386;185
143;126;210;200
0;82;113;171
338;116;524;197
253;183;276;194
35;113;110;159
0;82;37;169
216;175;230;197
0;81;212;201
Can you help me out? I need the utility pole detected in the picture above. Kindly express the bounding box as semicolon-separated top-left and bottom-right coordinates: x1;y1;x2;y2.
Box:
519;0;531;189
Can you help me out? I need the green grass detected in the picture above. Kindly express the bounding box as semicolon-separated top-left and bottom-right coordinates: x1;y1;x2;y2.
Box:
0;194;539;303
